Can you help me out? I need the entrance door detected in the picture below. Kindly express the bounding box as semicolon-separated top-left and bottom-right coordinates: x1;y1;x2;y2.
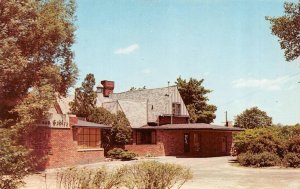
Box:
184;133;190;153
193;133;201;154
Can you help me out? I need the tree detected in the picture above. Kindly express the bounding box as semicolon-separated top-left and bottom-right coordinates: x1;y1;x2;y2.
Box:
176;77;217;123
111;111;132;145
0;0;78;126
0;1;77;187
266;1;300;62
70;73;97;118
234;107;272;129
87;108;132;147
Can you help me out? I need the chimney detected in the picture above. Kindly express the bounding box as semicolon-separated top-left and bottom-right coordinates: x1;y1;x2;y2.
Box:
101;80;115;97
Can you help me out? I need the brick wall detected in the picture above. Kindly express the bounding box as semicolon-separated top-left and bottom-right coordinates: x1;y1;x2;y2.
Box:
125;129;233;157
28;116;105;169
158;116;189;125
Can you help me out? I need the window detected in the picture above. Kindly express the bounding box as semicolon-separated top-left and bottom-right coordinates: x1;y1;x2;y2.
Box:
136;130;156;144
77;128;100;149
172;103;181;115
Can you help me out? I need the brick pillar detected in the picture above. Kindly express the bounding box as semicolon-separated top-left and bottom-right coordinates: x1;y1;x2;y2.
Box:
69;115;78;126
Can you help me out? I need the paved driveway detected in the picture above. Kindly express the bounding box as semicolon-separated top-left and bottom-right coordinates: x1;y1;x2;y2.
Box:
23;156;300;189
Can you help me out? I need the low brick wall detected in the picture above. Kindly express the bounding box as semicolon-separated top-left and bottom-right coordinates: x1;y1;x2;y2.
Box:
28;127;104;169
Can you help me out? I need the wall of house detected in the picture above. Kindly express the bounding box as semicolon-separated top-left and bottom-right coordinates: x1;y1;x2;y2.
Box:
125;130;165;156
158;116;189;125
28;117;105;169
125;130;233;157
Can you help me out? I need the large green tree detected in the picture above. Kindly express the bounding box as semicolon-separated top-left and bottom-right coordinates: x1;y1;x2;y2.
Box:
176;77;217;123
70;73;97;118
234;107;272;129
0;1;77;188
266;1;300;62
0;0;78;126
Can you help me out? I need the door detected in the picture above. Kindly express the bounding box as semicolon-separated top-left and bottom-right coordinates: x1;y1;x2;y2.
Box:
193;133;201;154
184;133;190;153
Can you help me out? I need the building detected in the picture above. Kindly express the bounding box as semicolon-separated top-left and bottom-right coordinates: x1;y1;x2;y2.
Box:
96;80;243;157
28;80;243;169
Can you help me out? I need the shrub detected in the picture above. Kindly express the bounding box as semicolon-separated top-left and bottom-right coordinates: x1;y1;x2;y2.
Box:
234;127;285;156
107;148;138;161
286;136;300;154
124;161;192;189
237;152;280;167
107;148;124;159
57;166;127;189
283;153;300;168
57;162;192;189
119;151;138;161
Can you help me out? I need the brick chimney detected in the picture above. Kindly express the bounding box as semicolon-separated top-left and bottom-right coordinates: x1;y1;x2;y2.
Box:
101;80;115;97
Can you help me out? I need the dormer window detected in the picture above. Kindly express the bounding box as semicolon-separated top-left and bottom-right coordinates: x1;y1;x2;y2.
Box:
172;103;181;115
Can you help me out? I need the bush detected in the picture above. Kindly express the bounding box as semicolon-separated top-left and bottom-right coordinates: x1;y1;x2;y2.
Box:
107;148;138;161
120;151;138;161
234;127;285;156
57;166;127;189
107;148;124;159
57;161;193;189
286;136;300;154
237;152;280;167
124;161;192;189
283;153;300;168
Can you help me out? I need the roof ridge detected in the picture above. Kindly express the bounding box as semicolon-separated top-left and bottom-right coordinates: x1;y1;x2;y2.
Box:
112;85;177;95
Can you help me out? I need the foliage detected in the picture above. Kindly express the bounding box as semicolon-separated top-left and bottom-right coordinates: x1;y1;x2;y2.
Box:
234;125;300;168
87;107;116;126
70;73;97;118
0;0;77;187
283;153;300;168
237;152;280;167
57;166;127;189
176;77;217;123
234;107;272;129
0;0;78;123
124;161;192;189
234;127;285;157
111;111;132;145
0;130;36;189
107;148;138;161
57;162;192;189
266;1;300;61
88;108;132;146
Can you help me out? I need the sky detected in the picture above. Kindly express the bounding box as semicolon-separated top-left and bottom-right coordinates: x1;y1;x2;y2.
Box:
73;0;300;125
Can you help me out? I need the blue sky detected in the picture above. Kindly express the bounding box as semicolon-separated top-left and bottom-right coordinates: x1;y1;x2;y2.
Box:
73;0;300;125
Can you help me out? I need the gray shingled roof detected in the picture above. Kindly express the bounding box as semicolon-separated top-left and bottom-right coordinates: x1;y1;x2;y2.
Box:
110;86;189;124
138;123;244;131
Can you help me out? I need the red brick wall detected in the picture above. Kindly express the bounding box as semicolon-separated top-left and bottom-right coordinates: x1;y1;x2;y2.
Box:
125;130;165;156
28;116;105;169
159;116;189;125
125;129;233;157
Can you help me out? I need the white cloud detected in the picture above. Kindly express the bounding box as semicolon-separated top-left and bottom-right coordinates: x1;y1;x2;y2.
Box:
232;76;291;91
115;44;139;55
141;69;151;74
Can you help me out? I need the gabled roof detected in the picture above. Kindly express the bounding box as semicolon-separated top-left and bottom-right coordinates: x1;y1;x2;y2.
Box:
109;85;189;123
118;100;147;128
56;96;73;114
